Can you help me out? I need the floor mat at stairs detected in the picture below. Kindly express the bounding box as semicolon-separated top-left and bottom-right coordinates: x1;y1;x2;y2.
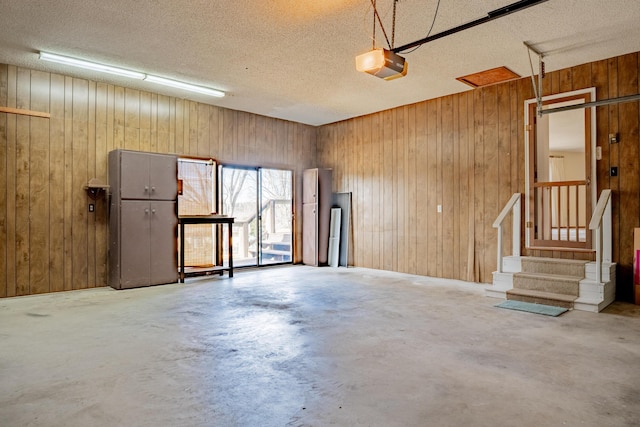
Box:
495;300;568;317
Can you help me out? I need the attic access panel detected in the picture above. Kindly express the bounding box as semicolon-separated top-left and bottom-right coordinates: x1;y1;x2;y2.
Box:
456;66;521;88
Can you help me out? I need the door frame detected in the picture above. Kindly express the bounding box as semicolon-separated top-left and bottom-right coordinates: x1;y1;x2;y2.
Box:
258;167;294;266
220;165;260;267
524;87;597;250
219;164;294;267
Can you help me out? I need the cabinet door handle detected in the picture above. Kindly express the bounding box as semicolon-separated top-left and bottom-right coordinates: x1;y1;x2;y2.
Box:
144;186;149;192
145;208;150;214
151;186;156;192
151;209;156;214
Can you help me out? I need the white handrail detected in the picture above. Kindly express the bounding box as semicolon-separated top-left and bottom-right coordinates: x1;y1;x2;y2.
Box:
589;189;612;282
493;193;521;273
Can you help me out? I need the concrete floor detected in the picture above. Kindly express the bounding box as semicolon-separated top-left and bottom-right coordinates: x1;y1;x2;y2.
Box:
1;266;640;427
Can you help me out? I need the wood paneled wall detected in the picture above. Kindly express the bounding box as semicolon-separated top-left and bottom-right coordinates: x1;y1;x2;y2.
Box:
317;52;640;301
2;51;639;300
0;64;316;297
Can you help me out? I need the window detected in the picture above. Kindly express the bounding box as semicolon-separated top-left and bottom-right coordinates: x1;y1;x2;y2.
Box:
178;158;217;267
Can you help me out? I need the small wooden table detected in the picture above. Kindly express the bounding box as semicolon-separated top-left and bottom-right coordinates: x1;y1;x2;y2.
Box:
178;215;235;282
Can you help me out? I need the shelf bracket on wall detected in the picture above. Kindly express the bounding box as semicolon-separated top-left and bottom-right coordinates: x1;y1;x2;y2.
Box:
84;178;110;199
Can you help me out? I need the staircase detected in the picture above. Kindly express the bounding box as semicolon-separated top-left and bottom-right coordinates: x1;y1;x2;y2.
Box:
488;256;616;312
490;190;616;313
507;257;585;308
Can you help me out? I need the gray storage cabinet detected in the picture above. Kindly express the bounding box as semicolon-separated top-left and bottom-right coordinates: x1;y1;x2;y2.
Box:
109;149;179;289
302;168;332;266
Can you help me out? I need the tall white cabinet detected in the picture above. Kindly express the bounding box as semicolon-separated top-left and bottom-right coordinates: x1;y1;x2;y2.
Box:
302;168;332;266
109;149;179;289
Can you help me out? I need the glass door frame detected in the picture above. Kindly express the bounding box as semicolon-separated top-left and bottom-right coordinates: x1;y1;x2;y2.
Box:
524;87;597;250
258;168;294;266
219;164;294;268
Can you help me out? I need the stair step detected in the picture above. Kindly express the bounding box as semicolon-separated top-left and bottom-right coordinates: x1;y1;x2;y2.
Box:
493;256;617;313
513;272;581;296
520;257;587;277
507;288;576;309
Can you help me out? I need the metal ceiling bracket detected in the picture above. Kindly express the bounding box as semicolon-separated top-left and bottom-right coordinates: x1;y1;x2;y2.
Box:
540;93;640;115
524;42;544;117
523;43;640;117
391;0;550;54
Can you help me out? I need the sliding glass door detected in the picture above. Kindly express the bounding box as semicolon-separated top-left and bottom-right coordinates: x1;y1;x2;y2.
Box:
220;166;292;267
259;168;293;265
221;167;258;267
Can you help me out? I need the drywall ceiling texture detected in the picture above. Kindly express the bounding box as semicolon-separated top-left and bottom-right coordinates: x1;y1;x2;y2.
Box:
0;0;639;125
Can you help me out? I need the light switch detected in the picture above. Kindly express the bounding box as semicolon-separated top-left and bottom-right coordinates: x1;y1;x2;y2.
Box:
437;204;442;213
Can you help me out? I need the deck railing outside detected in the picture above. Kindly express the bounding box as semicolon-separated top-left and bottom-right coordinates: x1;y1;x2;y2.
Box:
233;199;291;261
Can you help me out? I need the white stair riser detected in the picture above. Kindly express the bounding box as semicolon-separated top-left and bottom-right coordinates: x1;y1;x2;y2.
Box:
574;290;615;312
579;280;615;295
486;272;514;298
579;280;602;293
585;262;616;282
579;289;603;300
486;288;507;299
502;256;522;273
492;272;514;288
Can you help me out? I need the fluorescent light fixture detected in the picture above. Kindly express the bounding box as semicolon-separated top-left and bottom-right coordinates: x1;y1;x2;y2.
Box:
39;52;145;79
144;75;225;98
355;48;407;81
39;51;225;98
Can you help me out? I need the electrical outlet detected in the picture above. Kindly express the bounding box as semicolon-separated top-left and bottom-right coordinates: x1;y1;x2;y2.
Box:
89;203;95;212
437;204;442;213
610;167;618;177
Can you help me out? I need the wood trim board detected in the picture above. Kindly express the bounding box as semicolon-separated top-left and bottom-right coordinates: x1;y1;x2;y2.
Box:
0;106;51;118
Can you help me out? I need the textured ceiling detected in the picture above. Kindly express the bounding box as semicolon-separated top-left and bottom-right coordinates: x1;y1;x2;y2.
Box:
0;0;639;126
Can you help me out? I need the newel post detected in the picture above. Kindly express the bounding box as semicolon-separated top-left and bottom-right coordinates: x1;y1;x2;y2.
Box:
494;193;522;274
